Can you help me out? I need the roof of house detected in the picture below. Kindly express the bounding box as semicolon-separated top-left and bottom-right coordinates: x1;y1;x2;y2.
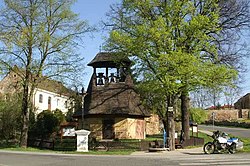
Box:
87;52;131;68
36;78;74;96
0;66;74;97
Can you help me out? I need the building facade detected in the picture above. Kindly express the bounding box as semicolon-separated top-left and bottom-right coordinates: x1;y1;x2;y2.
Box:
33;88;71;115
0;67;73;115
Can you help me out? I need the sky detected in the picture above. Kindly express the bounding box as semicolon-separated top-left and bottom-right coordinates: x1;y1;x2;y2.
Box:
72;0;250;104
72;0;120;89
1;0;248;104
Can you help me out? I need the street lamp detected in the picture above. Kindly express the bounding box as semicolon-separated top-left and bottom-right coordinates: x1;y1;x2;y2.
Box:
81;87;87;129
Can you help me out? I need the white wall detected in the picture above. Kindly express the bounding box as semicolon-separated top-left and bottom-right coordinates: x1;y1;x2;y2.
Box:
33;88;71;115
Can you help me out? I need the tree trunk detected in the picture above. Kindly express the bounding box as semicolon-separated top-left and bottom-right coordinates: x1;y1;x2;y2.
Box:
162;119;167;147
19;82;30;148
167;110;175;151
181;92;190;141
20;108;29;148
166;96;175;151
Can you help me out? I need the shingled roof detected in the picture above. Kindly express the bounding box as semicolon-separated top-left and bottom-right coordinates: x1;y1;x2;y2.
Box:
87;84;149;117
88;52;131;68
73;83;150;118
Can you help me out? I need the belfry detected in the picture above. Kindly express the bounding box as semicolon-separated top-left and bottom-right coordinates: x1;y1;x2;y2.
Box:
77;52;149;139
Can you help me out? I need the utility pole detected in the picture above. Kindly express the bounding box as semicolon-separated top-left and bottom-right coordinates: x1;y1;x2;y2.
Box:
81;87;87;129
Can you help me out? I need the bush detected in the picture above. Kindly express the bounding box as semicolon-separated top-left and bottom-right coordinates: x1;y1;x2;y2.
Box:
190;108;208;124
0;98;22;143
205;120;250;128
30;109;66;140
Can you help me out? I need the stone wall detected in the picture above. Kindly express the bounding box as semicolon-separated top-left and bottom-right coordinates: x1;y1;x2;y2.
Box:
207;109;250;121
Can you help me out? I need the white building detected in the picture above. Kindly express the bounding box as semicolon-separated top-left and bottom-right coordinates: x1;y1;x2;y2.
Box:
0;67;74;115
33;87;72;115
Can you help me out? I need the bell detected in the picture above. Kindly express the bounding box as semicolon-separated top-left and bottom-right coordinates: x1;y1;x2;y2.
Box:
97;78;104;85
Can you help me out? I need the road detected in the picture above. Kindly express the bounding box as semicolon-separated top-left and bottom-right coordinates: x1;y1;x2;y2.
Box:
0;151;172;166
1;148;250;166
0;125;249;166
199;125;250;138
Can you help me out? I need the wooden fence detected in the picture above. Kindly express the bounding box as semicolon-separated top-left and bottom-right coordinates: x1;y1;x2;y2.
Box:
28;137;204;151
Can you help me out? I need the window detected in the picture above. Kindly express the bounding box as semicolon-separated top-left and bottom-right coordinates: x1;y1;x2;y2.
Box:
48;97;51;105
39;94;43;103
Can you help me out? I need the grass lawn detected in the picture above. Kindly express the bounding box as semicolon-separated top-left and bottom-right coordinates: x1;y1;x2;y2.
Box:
0;146;55;153
197;132;213;143
0;146;135;155
1;131;249;154
239;137;250;153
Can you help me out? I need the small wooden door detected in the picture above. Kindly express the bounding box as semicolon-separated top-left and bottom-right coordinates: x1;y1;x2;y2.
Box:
102;119;114;139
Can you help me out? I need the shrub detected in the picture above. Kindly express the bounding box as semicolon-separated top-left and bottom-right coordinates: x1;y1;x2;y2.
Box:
0;97;22;143
190;108;208;124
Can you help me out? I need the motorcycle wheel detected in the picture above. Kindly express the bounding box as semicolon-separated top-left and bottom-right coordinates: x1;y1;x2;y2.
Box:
204;142;215;154
228;143;236;154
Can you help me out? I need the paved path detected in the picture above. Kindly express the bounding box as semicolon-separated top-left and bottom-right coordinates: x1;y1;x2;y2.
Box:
1;147;250;166
133;147;250;166
199;125;250;138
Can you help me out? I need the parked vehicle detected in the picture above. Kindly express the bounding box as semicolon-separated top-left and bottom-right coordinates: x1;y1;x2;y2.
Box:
203;130;243;154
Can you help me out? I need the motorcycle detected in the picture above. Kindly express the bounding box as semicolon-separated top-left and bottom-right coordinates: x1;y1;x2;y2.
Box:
203;130;242;154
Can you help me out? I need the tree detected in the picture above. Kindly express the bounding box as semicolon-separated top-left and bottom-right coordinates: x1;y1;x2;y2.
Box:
53;109;66;124
35;110;60;139
105;0;237;149
189;108;207;124
189;0;250;108
0;0;93;147
0;95;22;144
217;0;250;72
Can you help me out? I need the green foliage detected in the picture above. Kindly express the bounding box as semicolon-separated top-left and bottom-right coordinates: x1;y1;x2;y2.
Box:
189;108;208;124
30;109;66;139
105;0;237;114
53;109;66;124
0;0;92;86
0;0;93;147
36;110;59;139
0;97;22;143
66;108;74;122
